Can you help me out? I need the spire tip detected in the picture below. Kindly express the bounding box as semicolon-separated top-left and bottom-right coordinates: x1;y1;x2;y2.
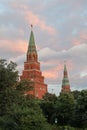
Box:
64;60;67;64
31;24;33;30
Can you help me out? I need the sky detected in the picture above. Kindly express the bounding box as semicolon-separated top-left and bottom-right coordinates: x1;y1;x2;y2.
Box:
0;0;87;95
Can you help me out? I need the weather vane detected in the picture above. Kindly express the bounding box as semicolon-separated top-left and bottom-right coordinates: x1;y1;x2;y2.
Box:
31;24;33;30
64;60;67;64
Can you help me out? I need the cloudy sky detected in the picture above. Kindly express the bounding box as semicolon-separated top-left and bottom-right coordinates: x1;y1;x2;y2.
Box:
0;0;87;95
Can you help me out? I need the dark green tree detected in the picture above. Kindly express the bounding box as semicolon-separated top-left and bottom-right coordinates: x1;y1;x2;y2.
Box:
43;93;57;102
55;93;75;126
0;59;18;91
71;90;87;130
71;90;81;100
40;93;58;124
0;59;18;115
0;59;51;130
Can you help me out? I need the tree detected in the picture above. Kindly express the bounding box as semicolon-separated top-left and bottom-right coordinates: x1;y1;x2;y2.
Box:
0;59;18;91
0;94;50;130
0;59;18;115
40;93;58;124
71;90;87;130
43;93;57;102
71;90;81;100
55;93;75;126
0;59;51;130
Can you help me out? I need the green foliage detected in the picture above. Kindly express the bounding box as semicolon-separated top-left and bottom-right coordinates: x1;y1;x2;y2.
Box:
55;93;75;126
0;59;51;130
0;59;18;90
71;90;81;100
0;59;87;130
0;96;49;130
71;90;87;129
43;92;57;102
0;59;18;115
40;93;58;124
16;79;34;96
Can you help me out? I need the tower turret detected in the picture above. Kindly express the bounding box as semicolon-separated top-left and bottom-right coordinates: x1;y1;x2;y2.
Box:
27;25;38;62
61;63;71;93
20;25;47;99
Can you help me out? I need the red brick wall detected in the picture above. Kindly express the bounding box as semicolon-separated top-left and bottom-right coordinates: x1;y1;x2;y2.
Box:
20;60;47;99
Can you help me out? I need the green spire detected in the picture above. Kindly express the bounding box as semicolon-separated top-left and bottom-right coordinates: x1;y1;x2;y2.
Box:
27;25;37;54
62;63;69;85
61;63;71;92
64;64;67;72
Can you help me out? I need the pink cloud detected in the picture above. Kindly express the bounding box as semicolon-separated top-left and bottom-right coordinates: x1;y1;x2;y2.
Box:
12;1;56;35
80;32;87;40
11;2;56;35
42;60;74;81
43;68;57;79
24;11;56;35
71;30;87;46
0;39;27;54
42;63;63;80
12;2;56;35
71;39;81;45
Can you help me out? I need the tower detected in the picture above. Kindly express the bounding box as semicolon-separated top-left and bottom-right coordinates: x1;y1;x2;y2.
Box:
61;63;71;93
20;25;47;99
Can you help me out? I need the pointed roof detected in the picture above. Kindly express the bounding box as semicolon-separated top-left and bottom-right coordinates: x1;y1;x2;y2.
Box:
64;64;67;72
62;63;69;85
27;25;37;54
61;63;71;92
64;61;67;71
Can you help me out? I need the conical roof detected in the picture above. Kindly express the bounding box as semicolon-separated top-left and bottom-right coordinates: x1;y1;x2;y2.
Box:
64;64;67;72
61;63;71;92
62;64;70;86
27;26;37;54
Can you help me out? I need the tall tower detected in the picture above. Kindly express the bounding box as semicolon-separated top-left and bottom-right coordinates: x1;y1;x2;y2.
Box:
61;63;71;93
20;25;47;99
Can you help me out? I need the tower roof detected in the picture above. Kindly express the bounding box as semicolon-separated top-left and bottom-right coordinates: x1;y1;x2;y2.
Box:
64;64;67;72
61;63;71;92
27;25;37;54
63;63;69;83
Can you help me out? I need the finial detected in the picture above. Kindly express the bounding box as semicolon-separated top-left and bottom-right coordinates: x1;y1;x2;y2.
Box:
31;24;33;30
64;60;67;64
64;60;67;71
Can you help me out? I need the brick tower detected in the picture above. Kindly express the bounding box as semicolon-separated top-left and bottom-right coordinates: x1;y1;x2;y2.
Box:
61;63;71;93
20;25;47;99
